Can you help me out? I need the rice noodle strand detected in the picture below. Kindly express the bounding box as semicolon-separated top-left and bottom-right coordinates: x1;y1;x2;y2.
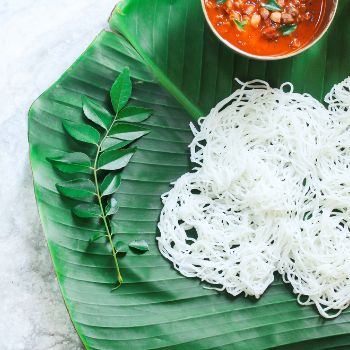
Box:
157;77;350;318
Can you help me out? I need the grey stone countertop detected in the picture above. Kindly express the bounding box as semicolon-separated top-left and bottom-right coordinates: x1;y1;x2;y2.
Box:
0;1;117;348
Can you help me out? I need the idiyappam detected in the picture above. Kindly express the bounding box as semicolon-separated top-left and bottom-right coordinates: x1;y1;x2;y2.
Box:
157;78;350;318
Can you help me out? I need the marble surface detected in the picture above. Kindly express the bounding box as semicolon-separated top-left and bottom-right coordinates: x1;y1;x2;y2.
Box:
0;1;117;348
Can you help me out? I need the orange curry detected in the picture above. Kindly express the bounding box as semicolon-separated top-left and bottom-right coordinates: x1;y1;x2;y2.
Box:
204;0;326;56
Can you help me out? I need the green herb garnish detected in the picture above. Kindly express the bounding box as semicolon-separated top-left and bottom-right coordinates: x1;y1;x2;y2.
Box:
129;240;150;253
261;0;282;12
280;24;298;36
234;19;248;32
216;0;228;4
48;68;152;290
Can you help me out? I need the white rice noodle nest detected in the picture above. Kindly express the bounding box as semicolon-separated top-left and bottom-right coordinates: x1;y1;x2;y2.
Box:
157;77;350;318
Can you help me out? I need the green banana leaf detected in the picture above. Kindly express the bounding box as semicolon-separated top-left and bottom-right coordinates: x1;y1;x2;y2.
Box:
29;1;350;349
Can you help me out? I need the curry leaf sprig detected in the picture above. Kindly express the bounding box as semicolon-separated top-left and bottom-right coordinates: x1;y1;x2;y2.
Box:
48;68;151;289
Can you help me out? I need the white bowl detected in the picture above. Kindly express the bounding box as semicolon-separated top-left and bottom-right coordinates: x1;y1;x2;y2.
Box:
201;0;339;60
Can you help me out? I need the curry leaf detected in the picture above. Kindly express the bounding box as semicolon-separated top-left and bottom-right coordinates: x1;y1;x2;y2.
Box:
262;0;282;11
109;123;150;141
129;240;149;253
100;138;134;152
56;179;95;200
216;0;227;4
73;203;101;218
98;148;136;171
115;241;128;255
110;67;132;113
63;121;100;145
47;152;91;174
100;174;121;197
118;106;152;123
234;19;248;32
110;221;119;235
105;198;119;216
280;24;298;36
89;233;105;244
107;238;128;255
82;96;113;129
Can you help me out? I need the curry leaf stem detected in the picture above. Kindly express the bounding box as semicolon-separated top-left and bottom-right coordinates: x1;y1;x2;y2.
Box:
92;115;123;287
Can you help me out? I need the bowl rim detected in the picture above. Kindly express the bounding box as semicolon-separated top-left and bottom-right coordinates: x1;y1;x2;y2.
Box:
201;0;339;61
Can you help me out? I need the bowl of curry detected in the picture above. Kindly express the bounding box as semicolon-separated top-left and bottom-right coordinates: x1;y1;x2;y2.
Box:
202;0;338;60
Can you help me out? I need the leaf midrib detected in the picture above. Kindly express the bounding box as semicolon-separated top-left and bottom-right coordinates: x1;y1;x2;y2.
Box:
109;10;203;120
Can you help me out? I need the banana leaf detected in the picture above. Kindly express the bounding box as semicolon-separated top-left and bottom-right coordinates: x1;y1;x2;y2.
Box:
29;1;350;349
